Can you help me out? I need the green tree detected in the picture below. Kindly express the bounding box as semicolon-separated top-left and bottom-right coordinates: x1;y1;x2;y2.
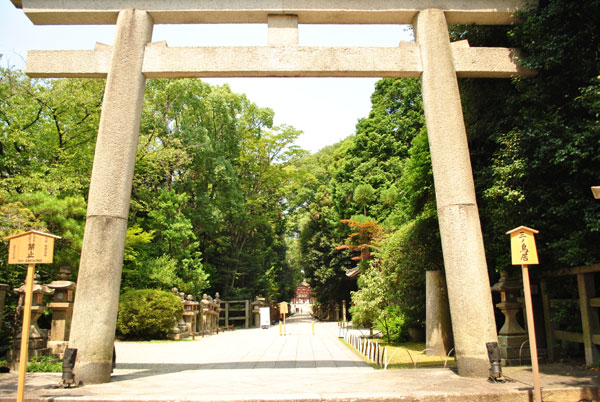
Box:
331;78;424;224
454;0;600;273
0;66;103;196
135;78;304;300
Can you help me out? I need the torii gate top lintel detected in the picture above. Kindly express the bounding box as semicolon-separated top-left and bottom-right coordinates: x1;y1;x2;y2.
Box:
14;0;538;79
12;0;537;25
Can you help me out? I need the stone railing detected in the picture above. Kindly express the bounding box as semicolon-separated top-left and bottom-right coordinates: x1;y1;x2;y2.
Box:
168;290;236;340
313;302;341;322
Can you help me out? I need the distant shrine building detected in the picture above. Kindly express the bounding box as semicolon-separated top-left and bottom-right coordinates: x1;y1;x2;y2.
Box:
292;282;313;314
293;282;313;304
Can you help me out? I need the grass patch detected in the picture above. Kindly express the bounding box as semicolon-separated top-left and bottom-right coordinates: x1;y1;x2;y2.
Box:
0;356;63;373
378;341;455;369
342;338;455;369
116;338;198;343
27;356;62;372
339;339;379;368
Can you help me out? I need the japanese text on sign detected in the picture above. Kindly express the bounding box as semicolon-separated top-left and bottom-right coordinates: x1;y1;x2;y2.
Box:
4;231;60;265
507;226;539;265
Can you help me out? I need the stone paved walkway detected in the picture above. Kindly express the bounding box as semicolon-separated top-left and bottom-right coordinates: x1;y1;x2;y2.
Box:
113;313;368;370
1;313;599;401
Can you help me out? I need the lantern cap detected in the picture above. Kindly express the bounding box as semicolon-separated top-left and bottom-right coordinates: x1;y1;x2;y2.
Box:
3;230;61;241
506;226;539;235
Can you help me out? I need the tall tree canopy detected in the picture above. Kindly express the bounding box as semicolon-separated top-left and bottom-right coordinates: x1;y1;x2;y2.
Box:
0;69;305;351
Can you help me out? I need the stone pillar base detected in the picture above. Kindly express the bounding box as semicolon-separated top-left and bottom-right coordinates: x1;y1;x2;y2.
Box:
74;361;113;385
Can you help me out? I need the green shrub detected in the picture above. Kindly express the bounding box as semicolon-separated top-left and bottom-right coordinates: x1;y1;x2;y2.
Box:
116;289;183;340
27;355;61;372
377;306;407;344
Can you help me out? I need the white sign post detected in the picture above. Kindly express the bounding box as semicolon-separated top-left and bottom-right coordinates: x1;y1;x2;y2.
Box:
260;307;270;329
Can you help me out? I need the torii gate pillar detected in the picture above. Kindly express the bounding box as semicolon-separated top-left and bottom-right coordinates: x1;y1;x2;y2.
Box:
414;9;497;376
67;9;153;384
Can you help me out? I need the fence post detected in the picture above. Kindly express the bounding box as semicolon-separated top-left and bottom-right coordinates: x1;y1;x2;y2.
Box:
540;279;555;362
245;300;250;329
577;273;600;365
384;347;388;369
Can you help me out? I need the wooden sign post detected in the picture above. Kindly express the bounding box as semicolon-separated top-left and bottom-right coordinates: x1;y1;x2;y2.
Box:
3;230;61;402
506;226;542;402
279;301;289;336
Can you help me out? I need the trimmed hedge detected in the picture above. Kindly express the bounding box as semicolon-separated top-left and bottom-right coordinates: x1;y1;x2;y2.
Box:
116;289;183;340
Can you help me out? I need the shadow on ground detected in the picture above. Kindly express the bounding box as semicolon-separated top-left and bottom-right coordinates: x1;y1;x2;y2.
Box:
111;359;360;382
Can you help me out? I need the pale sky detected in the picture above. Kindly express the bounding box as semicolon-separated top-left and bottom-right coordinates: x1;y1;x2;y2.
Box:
0;2;413;153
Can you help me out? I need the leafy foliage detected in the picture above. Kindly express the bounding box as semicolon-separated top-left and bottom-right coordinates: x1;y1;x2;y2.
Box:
336;218;384;264
455;0;600;272
26;355;62;373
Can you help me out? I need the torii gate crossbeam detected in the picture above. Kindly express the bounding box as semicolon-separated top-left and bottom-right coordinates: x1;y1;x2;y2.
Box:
10;0;537;384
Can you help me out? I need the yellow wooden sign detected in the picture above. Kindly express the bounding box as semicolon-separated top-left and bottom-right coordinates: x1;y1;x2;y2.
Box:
3;230;61;265
506;226;539;265
279;301;289;315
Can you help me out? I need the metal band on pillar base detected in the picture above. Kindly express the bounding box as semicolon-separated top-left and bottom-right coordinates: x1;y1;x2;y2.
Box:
68;9;153;385
414;9;498;377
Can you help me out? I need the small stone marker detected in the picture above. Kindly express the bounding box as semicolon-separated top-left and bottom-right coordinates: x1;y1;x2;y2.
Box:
3;230;61;402
506;226;541;402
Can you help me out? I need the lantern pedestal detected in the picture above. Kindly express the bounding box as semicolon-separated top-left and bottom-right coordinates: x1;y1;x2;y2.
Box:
492;271;530;366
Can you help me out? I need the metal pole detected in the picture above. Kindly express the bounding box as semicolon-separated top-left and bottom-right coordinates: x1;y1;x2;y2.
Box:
16;264;35;402
521;264;542;402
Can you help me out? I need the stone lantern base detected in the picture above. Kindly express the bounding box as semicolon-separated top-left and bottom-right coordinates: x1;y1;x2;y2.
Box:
498;334;530;366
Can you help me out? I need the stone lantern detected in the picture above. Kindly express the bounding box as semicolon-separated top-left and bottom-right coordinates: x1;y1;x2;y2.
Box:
252;296;265;328
207;295;216;334
491;270;529;365
214;293;223;332
10;274;54;365
183;294;199;337
167;287;188;340
47;266;76;357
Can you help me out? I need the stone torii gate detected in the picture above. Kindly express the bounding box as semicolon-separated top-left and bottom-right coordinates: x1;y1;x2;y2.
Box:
11;0;536;384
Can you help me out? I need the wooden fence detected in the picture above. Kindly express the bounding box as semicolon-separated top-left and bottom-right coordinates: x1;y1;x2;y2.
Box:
221;300;250;329
540;264;600;366
339;322;386;368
